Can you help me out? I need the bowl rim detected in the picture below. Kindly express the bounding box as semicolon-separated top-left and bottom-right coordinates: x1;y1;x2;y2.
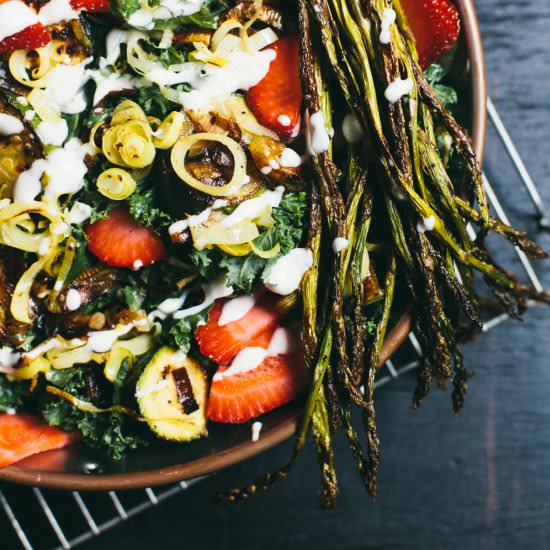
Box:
0;0;487;490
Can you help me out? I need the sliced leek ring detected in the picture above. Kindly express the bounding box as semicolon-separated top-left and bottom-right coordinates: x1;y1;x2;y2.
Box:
152;111;186;150
211;18;243;51
110;99;148;126
191;219;259;250
251;240;281;258
97;168;137;200
9;46;53;88
11;253;50;324
10;356;51;380
171;133;247;197
217;242;252;256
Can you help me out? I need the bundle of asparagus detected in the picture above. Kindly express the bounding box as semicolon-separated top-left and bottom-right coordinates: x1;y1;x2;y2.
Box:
220;0;549;507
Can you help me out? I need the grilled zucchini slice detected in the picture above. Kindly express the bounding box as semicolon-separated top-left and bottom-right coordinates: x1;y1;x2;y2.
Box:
137;347;208;442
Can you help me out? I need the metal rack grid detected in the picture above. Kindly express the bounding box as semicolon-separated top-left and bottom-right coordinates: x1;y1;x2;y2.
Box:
0;96;547;550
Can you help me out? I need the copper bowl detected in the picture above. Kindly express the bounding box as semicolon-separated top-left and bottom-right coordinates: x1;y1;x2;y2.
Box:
0;0;487;490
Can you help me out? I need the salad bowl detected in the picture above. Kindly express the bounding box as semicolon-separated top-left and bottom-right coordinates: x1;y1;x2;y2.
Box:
0;0;487;490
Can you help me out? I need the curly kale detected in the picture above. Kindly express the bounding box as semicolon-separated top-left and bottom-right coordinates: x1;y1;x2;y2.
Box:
112;0;226;31
0;374;30;413
41;365;146;461
190;192;308;292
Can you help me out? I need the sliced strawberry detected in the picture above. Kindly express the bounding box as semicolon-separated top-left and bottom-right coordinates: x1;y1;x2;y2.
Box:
195;295;281;364
70;0;111;12
0;413;75;468
85;206;166;269
399;0;461;69
246;34;302;139
0;22;50;55
207;352;307;423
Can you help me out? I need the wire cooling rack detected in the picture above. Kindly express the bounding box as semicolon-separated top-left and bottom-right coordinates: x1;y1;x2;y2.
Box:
0;96;547;550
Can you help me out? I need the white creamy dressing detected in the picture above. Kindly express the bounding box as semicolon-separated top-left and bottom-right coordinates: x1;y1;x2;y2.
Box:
390;182;406;201
0;113;24;136
0;346;21;373
276;114;291;127
332;237;349;253
263;248;313;296
251;421;263;442
24;110;36;121
149;291;189;320
146;48;276;112
218;294;256;326
379;7;396;45
87;323;134;353
342;112;364;143
90;70;139;106
384;77;413;103
105;29;146;65
37;118;68;146
65;288;82;311
42;60;92;114
135;379;170;398
38;236;51;256
278;147;302;168
220;187;284;228
0;1;38;42
168;199;228;234
25;318;149;362
14;138;90;202
100;28;275;113
213;326;300;381
128;0;205;30
24;336;85;361
172;275;233;320
416;215;436;234
51;221;69;235
306;110;330;155
38;0;80;26
67;201;93;225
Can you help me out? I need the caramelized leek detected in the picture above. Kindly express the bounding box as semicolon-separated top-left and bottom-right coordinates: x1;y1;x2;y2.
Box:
152;111;186;149
171;133;247;197
97;168;137;200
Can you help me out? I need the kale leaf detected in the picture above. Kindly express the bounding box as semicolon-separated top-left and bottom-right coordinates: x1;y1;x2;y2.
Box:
127;185;175;233
0;374;30;413
165;306;212;354
137;84;180;119
41;365;145;461
424;63;458;108
189;192;308;292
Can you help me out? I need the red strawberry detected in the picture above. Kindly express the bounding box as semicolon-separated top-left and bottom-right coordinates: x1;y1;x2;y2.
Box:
0;413;76;468
70;0;111;12
195;295;281;364
0;22;50;55
246;34;302;139
207;352;307;423
399;0;461;69
85;206;166;269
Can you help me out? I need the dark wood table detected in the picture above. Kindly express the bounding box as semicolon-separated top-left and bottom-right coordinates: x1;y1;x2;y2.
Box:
16;1;550;548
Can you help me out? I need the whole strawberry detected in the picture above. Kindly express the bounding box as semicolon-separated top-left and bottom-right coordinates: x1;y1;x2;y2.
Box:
399;0;461;69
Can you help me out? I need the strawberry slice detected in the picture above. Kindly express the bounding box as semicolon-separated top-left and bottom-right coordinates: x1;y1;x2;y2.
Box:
0;413;75;468
70;0;111;12
195;295;281;364
399;0;461;69
207;352;307;423
85;206;166;269
246;34;302;139
0;20;50;55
